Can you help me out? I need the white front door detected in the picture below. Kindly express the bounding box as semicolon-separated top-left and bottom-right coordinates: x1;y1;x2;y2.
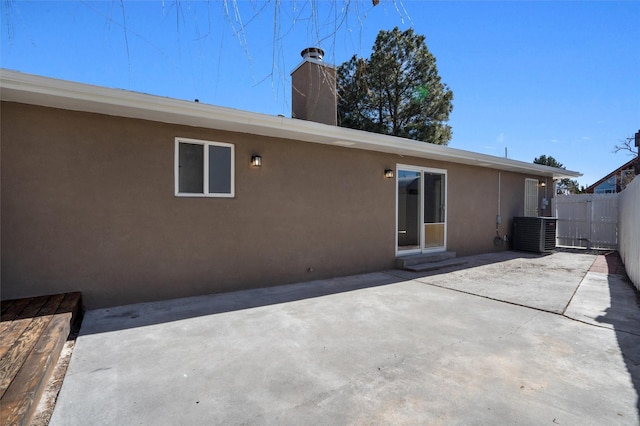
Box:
396;165;447;255
524;178;539;217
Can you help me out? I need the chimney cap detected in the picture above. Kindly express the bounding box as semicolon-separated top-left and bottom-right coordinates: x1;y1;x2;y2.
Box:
301;47;324;61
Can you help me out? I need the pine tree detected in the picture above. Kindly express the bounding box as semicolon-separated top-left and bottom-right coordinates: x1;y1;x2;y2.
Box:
337;27;453;145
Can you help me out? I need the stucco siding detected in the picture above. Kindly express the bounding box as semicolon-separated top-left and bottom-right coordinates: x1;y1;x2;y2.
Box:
618;176;640;290
1;102;548;308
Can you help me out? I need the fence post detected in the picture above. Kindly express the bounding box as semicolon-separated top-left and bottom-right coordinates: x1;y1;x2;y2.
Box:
586;199;592;249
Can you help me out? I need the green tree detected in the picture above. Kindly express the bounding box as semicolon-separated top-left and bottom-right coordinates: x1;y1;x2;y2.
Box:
533;155;564;169
337;27;454;145
533;155;584;194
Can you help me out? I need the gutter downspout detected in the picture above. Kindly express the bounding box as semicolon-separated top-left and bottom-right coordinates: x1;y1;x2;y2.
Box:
494;171;505;247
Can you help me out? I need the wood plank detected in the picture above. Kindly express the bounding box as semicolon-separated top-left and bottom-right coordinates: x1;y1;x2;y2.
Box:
55;292;83;326
0;298;32;336
0;300;12;316
4;296;50;321
1;298;32;321
0;297;50;360
0;294;64;399
0;314;70;426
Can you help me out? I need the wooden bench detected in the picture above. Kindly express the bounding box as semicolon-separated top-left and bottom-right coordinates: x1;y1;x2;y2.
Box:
0;292;82;425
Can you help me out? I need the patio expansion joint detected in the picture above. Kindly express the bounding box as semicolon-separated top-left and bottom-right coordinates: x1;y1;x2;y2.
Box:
410;278;640;337
560;267;592;316
410;278;561;316
559;314;640;338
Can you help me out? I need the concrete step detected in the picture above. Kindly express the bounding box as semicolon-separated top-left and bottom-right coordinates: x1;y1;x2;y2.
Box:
395;251;457;269
405;258;468;272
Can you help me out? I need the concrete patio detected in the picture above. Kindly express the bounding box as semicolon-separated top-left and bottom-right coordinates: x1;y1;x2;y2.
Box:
50;251;640;425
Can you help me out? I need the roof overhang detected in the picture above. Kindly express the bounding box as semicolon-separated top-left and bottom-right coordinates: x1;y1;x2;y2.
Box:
0;69;581;180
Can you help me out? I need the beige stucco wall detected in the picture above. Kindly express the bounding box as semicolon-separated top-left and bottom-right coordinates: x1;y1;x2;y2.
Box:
1;102;548;308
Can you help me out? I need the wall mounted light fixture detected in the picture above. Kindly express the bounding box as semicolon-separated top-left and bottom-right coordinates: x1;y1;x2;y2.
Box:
251;155;262;167
539;181;546;187
384;169;394;179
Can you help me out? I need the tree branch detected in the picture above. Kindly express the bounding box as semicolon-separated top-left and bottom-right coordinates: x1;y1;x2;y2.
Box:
613;137;638;156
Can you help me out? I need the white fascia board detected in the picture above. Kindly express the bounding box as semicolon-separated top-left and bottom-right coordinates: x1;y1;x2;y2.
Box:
1;69;581;180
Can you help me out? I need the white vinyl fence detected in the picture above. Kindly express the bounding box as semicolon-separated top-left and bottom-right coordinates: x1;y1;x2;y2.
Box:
618;177;640;290
553;193;619;250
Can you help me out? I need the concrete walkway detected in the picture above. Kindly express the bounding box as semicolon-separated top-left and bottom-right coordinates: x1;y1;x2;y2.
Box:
50;251;640;425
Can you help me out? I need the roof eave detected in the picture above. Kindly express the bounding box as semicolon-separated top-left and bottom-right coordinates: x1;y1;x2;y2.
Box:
0;69;581;180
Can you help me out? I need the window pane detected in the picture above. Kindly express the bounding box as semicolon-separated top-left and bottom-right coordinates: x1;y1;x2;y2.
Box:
208;145;231;194
423;173;444;223
424;223;445;248
397;170;420;250
423;172;445;249
178;143;204;193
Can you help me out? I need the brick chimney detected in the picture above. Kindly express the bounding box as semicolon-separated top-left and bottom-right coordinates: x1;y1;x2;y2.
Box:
291;47;337;126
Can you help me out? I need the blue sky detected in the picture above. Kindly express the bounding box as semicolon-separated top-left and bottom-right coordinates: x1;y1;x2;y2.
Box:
2;1;638;187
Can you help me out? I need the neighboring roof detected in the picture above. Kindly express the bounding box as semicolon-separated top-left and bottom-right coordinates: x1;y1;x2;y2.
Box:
0;69;581;179
585;157;637;193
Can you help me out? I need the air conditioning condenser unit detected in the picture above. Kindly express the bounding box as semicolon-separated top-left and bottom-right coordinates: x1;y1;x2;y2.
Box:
512;217;557;253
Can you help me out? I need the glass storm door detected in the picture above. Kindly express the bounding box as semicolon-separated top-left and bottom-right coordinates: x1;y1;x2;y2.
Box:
397;166;447;254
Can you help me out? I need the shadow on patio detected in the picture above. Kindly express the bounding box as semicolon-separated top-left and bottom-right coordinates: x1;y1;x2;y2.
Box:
595;255;640;421
80;250;551;335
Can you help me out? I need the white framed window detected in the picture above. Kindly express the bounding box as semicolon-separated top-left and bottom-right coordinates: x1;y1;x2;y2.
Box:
174;137;234;197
